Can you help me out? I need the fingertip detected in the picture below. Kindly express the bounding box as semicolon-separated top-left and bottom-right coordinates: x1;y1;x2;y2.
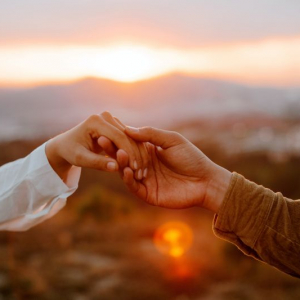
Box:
139;142;149;172
135;169;143;180
98;135;109;145
138;169;143;180
124;166;133;176
117;149;128;156
98;136;118;158
117;149;129;168
106;161;118;172
128;157;138;171
143;168;148;178
123;167;134;184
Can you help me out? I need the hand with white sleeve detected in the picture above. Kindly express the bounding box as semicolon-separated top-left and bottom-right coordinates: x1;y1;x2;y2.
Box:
46;112;148;183
0;112;148;231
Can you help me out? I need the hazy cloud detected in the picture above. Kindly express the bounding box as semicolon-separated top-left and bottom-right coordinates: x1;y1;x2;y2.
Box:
1;0;300;46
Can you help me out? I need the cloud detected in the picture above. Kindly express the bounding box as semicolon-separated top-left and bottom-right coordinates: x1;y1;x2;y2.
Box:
1;1;300;47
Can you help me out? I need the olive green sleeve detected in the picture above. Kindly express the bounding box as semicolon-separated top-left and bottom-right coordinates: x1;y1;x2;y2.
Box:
213;172;300;278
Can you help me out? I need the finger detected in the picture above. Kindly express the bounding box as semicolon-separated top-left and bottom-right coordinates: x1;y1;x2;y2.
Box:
125;126;184;149
123;167;138;192
98;136;117;158
112;116;149;177
91;115;139;170
134;142;144;180
108;114;146;176
92;138;104;154
101;111;125;131
117;149;129;170
102;112;144;172
75;146;118;172
134;168;143;181
137;142;149;178
99;112;143;171
123;167;147;199
114;117;126;130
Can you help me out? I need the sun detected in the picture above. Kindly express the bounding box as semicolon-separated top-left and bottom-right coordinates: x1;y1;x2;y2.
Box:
0;43;179;86
153;221;193;258
91;45;163;82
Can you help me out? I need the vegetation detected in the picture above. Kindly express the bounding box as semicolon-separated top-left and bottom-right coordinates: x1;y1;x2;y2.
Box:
0;138;299;299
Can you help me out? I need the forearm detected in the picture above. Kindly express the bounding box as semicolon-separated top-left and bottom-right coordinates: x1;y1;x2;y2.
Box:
213;172;300;278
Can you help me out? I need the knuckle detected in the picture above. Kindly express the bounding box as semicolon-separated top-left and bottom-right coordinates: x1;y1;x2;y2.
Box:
86;114;104;129
171;131;183;140
100;111;112;120
143;126;153;134
85;115;104;136
142;126;154;138
87;114;100;123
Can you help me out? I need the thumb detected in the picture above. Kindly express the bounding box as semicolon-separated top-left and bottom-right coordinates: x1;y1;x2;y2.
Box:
125;126;183;149
76;147;119;172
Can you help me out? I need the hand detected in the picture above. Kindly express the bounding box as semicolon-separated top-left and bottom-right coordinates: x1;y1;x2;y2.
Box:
121;126;232;213
45;112;148;183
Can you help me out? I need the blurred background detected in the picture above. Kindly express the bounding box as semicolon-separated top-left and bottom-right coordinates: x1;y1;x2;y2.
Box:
1;0;300;299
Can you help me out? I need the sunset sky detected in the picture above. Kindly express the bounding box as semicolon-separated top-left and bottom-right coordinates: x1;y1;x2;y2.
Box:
1;0;300;87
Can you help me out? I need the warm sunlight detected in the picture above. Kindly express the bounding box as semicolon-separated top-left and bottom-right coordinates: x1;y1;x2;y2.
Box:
91;45;162;82
0;44;182;86
153;222;193;258
1;37;300;87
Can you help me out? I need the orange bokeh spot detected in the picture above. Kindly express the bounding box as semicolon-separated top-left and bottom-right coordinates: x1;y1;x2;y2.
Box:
153;222;193;258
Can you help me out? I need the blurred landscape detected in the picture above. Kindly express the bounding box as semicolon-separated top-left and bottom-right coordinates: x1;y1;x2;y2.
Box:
2;0;300;298
1;75;300;299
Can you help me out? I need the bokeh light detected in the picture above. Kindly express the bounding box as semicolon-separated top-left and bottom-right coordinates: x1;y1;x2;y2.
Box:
153;222;193;258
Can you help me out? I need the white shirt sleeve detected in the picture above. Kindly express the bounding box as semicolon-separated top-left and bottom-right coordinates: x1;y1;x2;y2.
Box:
0;142;81;231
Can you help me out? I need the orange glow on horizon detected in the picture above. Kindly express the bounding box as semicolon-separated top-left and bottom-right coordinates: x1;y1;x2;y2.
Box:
1;36;300;87
0;44;183;86
153;222;193;258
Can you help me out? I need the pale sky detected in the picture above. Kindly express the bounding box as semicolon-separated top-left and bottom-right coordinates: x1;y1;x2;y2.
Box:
1;0;300;46
1;1;300;86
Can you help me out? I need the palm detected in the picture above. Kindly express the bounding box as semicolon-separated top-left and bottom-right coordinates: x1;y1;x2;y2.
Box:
131;141;212;209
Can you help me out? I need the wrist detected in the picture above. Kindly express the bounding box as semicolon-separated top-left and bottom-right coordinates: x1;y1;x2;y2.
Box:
45;137;72;182
203;164;232;213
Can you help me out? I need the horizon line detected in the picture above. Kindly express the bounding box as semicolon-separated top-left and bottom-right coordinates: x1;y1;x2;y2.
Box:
0;72;299;90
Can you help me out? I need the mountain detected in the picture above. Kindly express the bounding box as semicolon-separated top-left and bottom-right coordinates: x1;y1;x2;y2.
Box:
0;74;300;141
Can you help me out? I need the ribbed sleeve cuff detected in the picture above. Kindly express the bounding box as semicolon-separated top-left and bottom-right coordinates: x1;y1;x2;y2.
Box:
213;172;275;255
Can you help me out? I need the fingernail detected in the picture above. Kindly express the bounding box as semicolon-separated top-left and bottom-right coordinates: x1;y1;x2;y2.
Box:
143;168;148;178
134;160;138;170
138;169;143;180
127;126;139;133
107;162;117;171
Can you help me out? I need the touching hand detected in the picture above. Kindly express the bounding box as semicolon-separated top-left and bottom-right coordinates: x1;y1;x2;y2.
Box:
122;126;232;213
45;112;148;182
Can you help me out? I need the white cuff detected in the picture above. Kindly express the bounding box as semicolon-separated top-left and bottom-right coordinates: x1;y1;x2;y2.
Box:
0;142;81;231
